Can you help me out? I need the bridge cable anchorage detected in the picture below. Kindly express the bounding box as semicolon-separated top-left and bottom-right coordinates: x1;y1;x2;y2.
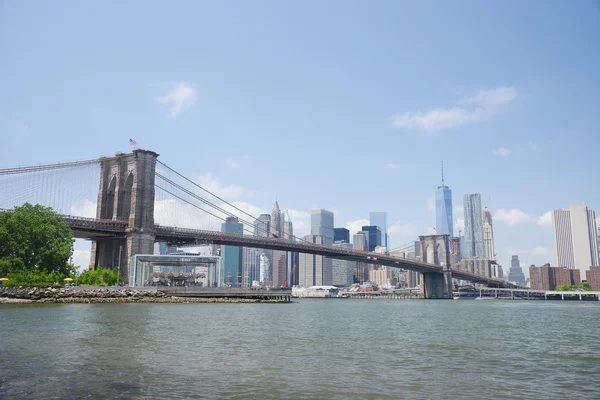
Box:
154;164;315;245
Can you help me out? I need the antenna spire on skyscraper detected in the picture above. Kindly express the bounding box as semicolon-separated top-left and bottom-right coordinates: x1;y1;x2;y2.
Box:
441;161;444;185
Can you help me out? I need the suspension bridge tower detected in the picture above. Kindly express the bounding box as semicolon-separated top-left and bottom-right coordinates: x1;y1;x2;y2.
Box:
89;149;159;280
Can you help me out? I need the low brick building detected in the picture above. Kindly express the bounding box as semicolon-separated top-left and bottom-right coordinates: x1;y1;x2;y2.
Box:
529;264;581;290
586;267;600;291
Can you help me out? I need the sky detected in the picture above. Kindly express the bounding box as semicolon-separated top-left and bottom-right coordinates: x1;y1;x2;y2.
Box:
1;1;599;275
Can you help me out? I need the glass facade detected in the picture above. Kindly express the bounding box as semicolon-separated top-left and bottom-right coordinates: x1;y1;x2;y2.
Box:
221;217;243;286
334;228;350;243
369;212;388;248
435;186;453;237
463;194;485;259
361;225;382;252
311;209;334;245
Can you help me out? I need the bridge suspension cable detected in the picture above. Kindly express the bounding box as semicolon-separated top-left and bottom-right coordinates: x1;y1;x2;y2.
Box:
0;158;101;176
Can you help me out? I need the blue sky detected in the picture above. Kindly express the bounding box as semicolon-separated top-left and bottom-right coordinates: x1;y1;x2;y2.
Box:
1;1;599;274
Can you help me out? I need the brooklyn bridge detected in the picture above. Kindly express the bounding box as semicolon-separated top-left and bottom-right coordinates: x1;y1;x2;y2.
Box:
0;149;514;298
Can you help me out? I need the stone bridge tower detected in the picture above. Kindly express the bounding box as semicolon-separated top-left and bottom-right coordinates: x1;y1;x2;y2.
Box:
419;234;453;299
89;149;158;280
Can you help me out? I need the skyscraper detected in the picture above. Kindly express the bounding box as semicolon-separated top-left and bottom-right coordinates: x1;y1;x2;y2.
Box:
369;212;389;248
551;204;599;279
334;228;350;243
283;210;295;287
435;163;453;237
483;207;495;260
353;232;368;283
311;209;334;245
361;225;382;252
332;241;353;286
271;201;286;287
508;255;526;286
221;217;243;286
463;194;485;259
298;234;332;286
271;201;282;237
254;214;272;285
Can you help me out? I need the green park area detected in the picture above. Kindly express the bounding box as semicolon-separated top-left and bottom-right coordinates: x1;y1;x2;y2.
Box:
0;203;120;287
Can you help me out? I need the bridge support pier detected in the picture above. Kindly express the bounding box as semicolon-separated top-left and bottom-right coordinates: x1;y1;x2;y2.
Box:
418;234;453;299
421;271;452;299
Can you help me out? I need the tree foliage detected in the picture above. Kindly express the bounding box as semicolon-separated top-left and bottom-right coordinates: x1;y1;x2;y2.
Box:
556;282;592;291
77;266;120;286
0;203;74;276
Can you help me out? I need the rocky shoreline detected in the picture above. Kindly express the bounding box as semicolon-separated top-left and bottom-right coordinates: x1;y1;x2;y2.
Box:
0;287;290;304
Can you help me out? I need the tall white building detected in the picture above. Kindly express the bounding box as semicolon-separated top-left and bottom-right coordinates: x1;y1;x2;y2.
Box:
483;207;495;260
552;204;599;279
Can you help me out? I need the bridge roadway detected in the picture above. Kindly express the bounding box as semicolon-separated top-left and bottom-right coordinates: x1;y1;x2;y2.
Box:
0;210;510;287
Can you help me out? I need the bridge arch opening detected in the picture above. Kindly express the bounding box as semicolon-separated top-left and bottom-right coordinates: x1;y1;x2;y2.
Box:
100;175;117;219
436;243;444;266
117;171;134;222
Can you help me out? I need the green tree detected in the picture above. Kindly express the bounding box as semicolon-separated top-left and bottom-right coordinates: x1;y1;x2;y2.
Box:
77;266;120;286
0;203;73;275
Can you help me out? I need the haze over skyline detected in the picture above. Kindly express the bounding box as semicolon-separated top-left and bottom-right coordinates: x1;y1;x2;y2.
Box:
1;1;599;275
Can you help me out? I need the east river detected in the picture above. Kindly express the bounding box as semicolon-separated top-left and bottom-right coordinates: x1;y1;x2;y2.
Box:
1;300;599;399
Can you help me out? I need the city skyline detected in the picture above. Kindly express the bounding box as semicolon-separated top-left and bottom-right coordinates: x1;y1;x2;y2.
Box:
2;1;599;278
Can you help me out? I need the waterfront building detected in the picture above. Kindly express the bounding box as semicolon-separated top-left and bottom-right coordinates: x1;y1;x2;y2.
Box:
435;164;453;237
529;264;581;290
369;269;395;288
551;204;599;280
508;255;526;286
586;267;600;291
369;212;389;248
483;207;495;260
221;217;243;286
334;228;350;243
311;209;334;245
332;241;353;286
298;234;332;287
463;194;485;259
361;225;382;252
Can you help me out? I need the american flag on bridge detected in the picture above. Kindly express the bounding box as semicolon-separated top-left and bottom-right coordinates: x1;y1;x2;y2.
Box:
129;138;137;146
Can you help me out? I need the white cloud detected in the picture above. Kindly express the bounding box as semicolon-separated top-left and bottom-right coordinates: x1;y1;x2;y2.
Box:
385;163;400;169
287;209;311;237
224;157;241;168
537;211;552;227
391;86;518;132
70;199;97;218
426;227;436;234
154;82;197;118
388;221;418;236
345;219;370;236
198;173;250;199
532;246;552;256
492;147;511;157
495;208;531;225
71;249;91;271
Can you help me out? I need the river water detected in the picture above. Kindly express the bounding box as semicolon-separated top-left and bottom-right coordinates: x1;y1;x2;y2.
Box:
1;299;599;399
